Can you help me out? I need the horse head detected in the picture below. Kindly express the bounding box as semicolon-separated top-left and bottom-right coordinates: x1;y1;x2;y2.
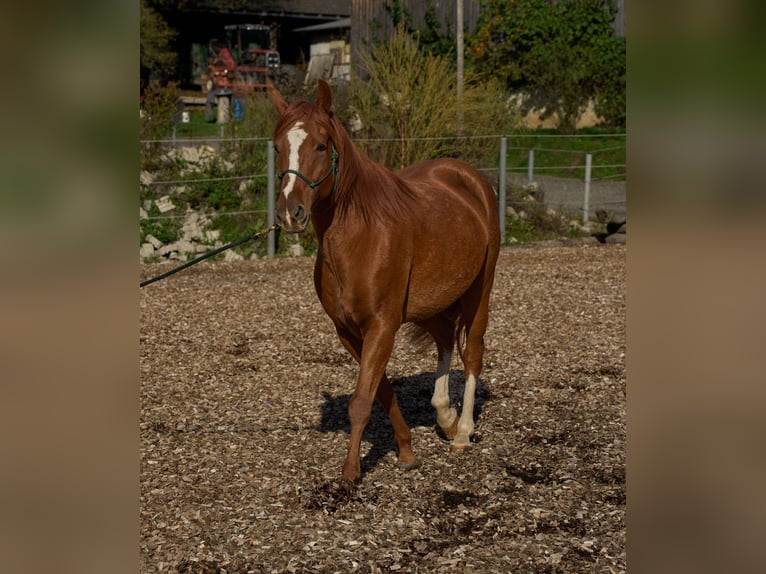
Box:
270;80;338;233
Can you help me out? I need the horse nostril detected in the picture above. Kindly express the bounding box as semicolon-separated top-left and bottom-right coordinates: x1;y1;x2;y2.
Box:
293;204;306;222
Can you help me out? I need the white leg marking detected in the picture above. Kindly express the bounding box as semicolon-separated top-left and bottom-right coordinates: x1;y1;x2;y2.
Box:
431;350;456;430
454;373;477;446
282;121;308;199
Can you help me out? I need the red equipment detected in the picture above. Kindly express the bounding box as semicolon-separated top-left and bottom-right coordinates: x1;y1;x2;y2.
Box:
205;24;280;95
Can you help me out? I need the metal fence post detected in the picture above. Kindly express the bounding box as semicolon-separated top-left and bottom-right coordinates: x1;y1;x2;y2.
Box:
582;153;592;224
267;140;276;259
498;136;507;245
527;148;534;185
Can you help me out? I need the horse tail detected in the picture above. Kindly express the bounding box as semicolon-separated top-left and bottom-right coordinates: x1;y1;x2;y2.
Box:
403;303;464;356
401;323;434;353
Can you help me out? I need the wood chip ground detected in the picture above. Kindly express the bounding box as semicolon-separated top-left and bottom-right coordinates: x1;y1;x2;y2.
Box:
140;244;626;573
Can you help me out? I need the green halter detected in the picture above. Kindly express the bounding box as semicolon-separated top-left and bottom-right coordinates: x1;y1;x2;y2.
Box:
277;144;338;194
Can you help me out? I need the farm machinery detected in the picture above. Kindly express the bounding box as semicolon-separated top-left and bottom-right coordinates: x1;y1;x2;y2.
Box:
203;23;281;96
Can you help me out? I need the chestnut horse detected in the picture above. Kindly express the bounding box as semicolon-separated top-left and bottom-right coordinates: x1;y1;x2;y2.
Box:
270;80;500;483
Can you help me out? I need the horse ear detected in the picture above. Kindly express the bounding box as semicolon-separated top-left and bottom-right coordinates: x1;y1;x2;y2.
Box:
269;84;288;115
316;79;333;114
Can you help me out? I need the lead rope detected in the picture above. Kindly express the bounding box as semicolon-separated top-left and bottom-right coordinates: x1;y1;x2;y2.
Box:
139;224;278;288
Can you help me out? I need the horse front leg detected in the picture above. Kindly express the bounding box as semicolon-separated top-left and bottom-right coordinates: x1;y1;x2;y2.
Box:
335;327;417;477
341;324;397;483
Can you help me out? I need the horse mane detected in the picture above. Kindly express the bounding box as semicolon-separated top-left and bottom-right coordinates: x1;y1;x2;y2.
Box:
276;100;418;227
329;113;419;226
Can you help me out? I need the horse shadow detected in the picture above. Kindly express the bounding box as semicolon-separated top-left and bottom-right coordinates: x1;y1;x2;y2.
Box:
315;370;490;477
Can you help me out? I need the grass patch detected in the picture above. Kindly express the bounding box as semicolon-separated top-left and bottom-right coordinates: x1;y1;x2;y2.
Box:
504;128;626;181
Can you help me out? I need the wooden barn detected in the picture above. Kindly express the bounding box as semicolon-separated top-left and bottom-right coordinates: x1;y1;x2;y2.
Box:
161;0;352;89
158;0;624;89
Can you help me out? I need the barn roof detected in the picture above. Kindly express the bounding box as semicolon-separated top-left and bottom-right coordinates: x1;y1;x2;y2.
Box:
292;17;350;32
180;0;351;19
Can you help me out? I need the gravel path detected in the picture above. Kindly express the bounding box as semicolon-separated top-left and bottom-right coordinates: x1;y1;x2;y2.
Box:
140;243;626;573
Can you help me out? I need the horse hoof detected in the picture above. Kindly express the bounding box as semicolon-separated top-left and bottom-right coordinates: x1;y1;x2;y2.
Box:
395;459;421;471
451;440;473;453
442;415;459;441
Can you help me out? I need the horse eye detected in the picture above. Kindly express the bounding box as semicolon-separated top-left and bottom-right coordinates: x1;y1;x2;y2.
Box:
316;143;328;152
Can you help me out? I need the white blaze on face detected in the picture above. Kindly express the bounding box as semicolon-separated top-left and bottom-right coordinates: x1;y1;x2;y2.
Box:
282;121;309;199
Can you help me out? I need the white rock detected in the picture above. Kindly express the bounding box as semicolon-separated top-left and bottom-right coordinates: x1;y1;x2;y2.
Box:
155;195;175;213
176;240;195;253
140;170;154;186
199;145;216;159
140;206;148;219
288;244;304;257
158;243;177;256
145;234;163;249
140;243;155;259
181;217;203;241
239;179;253;193
223;250;244;262
179;146;200;164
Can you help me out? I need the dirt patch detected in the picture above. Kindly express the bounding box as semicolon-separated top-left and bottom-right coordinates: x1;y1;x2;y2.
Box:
140;244;626;573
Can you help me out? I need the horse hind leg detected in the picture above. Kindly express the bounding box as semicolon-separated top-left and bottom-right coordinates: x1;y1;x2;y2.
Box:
452;276;494;451
414;314;459;440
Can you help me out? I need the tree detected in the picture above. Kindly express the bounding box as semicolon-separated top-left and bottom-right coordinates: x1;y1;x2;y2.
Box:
140;0;177;87
468;0;625;132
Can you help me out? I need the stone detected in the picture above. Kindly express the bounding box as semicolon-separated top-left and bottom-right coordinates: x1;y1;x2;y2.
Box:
239;179;253;193
145;234;163;249
158;243;177;256
140;206;148;220
224;250;244;262
140;170;154;186
179;146;200;164
605;232;627;244
155;196;175;213
181;215;203;241
288;244;304;257
176;240;195;254
140;243;155;260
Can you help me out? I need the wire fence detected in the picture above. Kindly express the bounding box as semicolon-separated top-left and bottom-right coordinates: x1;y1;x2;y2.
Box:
140;132;626;257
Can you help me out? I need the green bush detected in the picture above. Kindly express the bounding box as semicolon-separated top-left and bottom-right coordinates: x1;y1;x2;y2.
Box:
140;80;180;141
348;25;522;170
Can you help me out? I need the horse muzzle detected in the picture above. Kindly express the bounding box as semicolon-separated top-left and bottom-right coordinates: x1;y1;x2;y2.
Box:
275;202;310;233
